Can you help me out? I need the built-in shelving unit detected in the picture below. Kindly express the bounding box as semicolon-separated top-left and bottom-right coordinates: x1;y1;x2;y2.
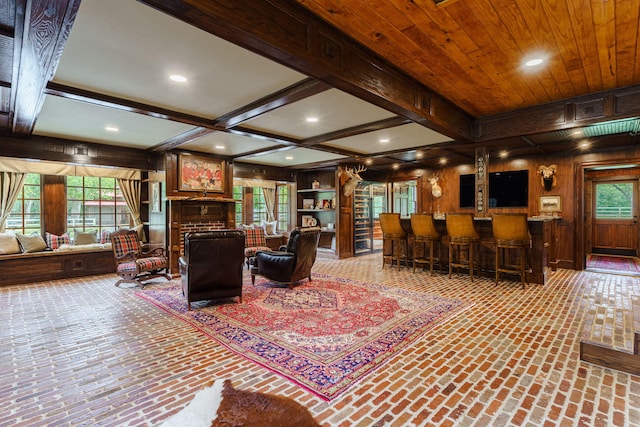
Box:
296;171;339;256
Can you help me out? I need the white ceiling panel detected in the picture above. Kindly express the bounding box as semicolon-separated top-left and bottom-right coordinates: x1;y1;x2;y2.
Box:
322;123;451;154
54;0;306;119
242;89;396;138
236;147;347;168
179;131;284;156
34;96;193;148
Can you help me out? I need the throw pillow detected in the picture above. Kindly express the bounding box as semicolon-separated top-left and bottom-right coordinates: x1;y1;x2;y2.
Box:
45;232;71;250
0;232;21;255
74;230;98;245
100;230;112;244
16;232;48;253
261;220;278;235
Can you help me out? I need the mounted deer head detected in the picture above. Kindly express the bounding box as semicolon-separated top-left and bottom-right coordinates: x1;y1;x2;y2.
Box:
428;175;442;198
538;164;557;191
342;165;366;197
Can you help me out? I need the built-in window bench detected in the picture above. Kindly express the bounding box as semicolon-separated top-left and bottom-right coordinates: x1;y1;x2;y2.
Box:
0;246;115;287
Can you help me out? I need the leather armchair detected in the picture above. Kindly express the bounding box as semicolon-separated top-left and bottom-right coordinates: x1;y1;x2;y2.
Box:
250;227;321;288
179;230;245;310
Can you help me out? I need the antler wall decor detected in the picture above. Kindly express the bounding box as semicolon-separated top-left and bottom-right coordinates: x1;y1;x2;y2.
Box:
341;165;367;197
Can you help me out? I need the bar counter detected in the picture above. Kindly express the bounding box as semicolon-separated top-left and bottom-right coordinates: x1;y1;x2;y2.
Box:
396;216;559;285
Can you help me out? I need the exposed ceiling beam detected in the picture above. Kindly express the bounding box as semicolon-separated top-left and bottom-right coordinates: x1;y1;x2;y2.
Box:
137;0;474;142
45;82;223;129
476;85;640;142
301;116;411;146
11;0;81;134
214;78;331;128
151;127;215;152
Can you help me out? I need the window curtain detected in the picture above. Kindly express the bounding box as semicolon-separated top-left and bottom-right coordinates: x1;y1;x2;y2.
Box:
0;172;26;232
117;178;141;226
262;187;276;221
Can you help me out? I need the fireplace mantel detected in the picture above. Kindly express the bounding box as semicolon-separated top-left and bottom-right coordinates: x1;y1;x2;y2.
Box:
167;198;237;274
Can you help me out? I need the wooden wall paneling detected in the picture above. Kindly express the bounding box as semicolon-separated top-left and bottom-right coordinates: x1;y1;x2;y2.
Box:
0;133;157;170
233;161;295;182
42;175;67;235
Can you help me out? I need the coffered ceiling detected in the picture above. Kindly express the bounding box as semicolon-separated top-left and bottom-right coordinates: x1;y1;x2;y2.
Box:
0;0;639;172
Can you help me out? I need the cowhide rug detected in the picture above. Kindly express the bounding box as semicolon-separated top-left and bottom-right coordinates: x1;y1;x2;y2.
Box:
159;379;321;427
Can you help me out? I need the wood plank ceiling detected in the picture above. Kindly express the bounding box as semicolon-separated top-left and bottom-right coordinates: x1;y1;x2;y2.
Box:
296;0;640;117
0;0;639;171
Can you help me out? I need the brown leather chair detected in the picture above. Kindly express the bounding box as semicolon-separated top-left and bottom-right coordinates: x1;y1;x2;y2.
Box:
492;213;532;289
411;213;442;275
250;227;321;288
179;230;245;309
379;213;408;270
446;213;481;281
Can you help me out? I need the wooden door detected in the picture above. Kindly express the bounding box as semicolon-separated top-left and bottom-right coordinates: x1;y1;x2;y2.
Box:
591;180;639;256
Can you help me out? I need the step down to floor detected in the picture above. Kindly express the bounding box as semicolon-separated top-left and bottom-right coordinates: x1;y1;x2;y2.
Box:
580;296;640;375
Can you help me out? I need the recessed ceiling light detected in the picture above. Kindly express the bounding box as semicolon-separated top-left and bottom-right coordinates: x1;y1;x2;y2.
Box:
579;141;591;149
104;126;119;132
439;157;447;164
499;150;508;158
169;74;188;83
285;156;293;160
416;152;423;159
392;163;399;170
379;138;390;143
306;117;318;123
365;159;373;165
214;145;225;150
525;58;544;67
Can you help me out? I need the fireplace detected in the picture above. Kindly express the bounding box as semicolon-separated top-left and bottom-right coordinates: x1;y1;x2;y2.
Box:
167;197;237;274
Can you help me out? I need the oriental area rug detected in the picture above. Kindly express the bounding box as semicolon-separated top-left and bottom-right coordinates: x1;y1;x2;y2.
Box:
587;254;640;274
137;274;472;401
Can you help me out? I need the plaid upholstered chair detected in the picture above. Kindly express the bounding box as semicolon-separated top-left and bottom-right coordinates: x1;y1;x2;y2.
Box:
243;227;271;268
110;229;170;288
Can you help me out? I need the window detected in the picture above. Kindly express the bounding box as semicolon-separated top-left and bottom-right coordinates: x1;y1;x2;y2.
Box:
67;176;130;239
392;180;417;217
6;173;42;234
277;184;289;232
595;182;634;219
233;185;243;225
252;188;266;224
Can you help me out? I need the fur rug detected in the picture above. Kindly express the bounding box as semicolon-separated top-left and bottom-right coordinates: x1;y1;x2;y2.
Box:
159;379;320;427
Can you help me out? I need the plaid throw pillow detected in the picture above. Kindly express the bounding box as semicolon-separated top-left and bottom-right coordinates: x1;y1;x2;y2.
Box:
100;230;112;244
45;232;70;250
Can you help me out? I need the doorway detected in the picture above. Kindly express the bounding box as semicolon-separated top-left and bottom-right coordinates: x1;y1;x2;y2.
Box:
590;180;638;256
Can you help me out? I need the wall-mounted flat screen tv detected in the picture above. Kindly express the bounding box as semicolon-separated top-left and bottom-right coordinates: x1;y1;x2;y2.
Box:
459;174;475;208
488;170;528;207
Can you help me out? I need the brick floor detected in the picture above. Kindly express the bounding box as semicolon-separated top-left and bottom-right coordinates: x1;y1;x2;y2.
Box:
1;254;640;426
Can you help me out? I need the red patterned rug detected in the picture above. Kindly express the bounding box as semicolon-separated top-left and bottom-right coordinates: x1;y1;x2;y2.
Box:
137;274;472;401
587;255;640;273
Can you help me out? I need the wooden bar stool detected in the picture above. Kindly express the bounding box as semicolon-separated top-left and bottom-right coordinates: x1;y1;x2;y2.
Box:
446;213;481;281
492;213;532;289
379;213;408;270
410;213;442;275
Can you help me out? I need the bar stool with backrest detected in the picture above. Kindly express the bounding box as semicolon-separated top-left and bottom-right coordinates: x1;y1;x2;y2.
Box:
492;213;532;289
379;213;408;270
411;213;442;275
446;213;481;281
